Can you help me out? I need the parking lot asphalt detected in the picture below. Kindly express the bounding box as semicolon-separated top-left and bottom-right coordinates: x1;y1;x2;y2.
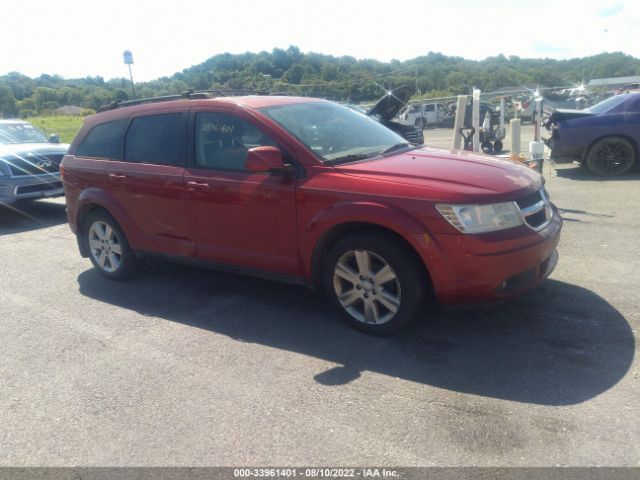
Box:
0;157;638;466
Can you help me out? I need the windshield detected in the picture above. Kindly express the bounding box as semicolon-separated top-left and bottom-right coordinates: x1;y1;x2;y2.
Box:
259;101;409;162
0;123;49;145
584;95;628;114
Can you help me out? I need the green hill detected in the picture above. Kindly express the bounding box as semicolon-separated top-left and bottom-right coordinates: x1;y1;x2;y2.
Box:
2;48;639;118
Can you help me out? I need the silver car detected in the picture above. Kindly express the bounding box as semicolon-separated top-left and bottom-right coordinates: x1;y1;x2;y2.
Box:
0;120;68;204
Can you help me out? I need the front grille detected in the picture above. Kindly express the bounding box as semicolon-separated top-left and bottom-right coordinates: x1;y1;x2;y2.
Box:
525;209;547;228
387;123;424;145
516;188;552;231
4;153;62;177
404;129;425;145
15;181;63;195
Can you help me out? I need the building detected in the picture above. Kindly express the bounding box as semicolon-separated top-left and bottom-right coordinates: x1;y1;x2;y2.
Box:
587;76;640;88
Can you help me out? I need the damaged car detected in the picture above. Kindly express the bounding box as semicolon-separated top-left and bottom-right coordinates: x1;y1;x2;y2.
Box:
544;93;640;176
365;89;424;145
0;120;68;204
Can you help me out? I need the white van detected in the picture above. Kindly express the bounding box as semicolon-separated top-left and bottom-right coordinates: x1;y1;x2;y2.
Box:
397;102;452;128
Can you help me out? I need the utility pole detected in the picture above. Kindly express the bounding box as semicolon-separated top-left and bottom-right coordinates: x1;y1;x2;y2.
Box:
123;50;136;99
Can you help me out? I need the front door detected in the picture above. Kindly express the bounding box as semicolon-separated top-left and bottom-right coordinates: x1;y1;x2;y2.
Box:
184;110;299;276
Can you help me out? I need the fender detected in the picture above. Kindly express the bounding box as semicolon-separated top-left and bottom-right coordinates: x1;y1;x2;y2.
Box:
301;200;447;285
76;188;144;251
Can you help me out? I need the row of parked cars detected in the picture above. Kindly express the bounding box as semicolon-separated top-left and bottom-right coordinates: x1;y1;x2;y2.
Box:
0;90;637;334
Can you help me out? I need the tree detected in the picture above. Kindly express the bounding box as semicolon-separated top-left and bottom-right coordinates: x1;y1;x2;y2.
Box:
0;84;18;117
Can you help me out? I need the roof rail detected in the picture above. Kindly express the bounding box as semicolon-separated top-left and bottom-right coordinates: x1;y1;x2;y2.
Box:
97;89;288;112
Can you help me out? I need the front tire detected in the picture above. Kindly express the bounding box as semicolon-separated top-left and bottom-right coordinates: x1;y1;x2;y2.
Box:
85;211;139;280
584;137;636;176
323;232;426;335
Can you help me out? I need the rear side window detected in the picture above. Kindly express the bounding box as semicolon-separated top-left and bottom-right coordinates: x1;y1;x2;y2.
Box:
76;119;127;159
124;113;184;165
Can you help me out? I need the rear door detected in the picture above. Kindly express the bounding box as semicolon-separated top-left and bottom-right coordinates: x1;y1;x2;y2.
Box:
184;109;300;275
106;111;194;257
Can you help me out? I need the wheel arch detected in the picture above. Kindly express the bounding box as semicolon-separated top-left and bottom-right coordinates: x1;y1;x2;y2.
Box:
310;221;434;297
75;189;142;257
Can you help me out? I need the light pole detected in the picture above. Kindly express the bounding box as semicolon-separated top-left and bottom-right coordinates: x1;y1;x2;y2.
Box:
123;50;136;99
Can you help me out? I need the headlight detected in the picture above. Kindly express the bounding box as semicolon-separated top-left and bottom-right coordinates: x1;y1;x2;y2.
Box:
436;201;524;234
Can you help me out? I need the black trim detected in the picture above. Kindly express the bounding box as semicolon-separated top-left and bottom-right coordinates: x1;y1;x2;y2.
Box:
135;250;310;287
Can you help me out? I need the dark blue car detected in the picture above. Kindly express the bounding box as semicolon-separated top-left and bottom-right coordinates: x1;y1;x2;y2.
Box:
544;93;640;176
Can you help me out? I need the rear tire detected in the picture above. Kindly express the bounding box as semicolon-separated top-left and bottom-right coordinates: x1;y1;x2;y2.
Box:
323;232;426;336
85;210;139;280
585;136;636;176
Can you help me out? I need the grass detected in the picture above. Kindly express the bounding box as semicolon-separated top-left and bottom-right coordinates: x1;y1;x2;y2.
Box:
26;116;85;144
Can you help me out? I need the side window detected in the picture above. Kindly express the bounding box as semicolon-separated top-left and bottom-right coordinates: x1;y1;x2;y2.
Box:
76;119;127;159
195;112;277;171
425;104;435;112
124;113;184;165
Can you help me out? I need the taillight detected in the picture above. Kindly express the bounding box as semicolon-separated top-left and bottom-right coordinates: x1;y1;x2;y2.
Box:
59;164;64;179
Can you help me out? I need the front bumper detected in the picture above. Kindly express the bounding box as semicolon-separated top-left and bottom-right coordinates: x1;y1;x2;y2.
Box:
543;135;583;163
417;206;562;307
0;173;64;204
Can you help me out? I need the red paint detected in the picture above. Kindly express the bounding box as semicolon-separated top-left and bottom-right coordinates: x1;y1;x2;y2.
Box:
62;96;562;307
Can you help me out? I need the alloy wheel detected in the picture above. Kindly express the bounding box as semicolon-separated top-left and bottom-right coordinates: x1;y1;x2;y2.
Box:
590;140;635;176
332;249;402;325
88;220;123;273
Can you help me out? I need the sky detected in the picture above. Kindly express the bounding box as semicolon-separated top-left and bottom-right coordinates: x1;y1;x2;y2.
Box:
1;0;638;82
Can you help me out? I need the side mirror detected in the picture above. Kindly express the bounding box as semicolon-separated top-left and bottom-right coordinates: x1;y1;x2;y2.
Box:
49;134;60;144
245;146;286;173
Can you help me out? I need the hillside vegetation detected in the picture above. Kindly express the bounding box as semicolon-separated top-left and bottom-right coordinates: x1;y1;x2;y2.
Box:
2;47;639;118
26;116;84;143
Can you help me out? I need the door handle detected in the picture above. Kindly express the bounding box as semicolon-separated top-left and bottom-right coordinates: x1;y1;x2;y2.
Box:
109;173;126;180
187;181;210;189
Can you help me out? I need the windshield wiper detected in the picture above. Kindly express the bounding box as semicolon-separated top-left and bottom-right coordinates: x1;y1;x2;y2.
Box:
380;142;411;154
324;153;377;165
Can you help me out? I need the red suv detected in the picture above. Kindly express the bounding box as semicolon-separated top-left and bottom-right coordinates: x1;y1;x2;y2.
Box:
61;93;562;335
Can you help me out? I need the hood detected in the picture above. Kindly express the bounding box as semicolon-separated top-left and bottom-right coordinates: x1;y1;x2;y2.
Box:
367;88;409;122
335;146;542;200
0;143;69;158
545;108;594;126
